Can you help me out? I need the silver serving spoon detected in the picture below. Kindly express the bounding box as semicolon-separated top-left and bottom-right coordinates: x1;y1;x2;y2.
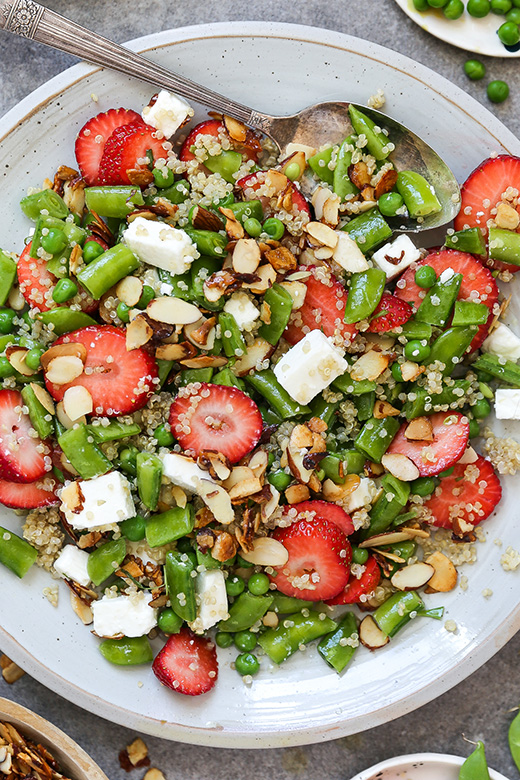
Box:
0;0;460;231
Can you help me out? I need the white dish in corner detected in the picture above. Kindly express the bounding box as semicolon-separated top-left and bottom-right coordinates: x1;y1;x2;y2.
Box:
349;752;510;780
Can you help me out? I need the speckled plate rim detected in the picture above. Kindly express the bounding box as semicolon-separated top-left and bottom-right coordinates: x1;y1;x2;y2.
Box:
348;751;510;780
1;21;520;748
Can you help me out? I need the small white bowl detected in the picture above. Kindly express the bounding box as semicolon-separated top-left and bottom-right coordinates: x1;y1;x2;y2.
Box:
349;752;510;780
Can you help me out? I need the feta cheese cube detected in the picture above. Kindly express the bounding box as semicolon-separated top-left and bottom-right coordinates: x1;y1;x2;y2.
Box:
372;235;422;280
495;389;520;420
60;471;135;531
92;592;157;638
53;545;91;587
273;330;349;405
141;90;193;139
223;292;260;331
482;322;520;362
332;232;370;273
343;477;377;515
123;217;199;275
161;453;214;493
189;569;229;634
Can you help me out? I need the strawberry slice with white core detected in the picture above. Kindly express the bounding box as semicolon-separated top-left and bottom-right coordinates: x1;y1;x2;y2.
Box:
293;500;355;536
325;554;381;606
0;389;51;483
237;171;311;217
169;382;262;464
454;155;520;238
179;119;225;164
152;626;218;696
17;242;57;312
98;122;167;186
423;454;501;530
395;249;498;351
385;411;469;477
0;475;59;509
270;513;351;601
75;108;142;186
45;325;157;417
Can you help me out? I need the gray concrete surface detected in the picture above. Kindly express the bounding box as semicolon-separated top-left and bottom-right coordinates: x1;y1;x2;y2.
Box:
1;1;520;778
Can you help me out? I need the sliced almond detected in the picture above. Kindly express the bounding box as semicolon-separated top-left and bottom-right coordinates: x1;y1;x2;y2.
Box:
400;361;425;382
197;479;234;525
232;337;274;376
211;530;238;561
63;385;93;421
192;205;225;232
290;424;314;449
312;186;335;220
242;263;277;295
5;346;36;376
373;400;400;419
45;355;84;385
359;530;418;549
374;168;398;199
247;449;269;481
228;476;263;502
147;296;201;325
285;483;310;503
56;400;86;429
265;169;289;194
239;536;289;567
30;383;55;415
171;485;188;509
224;114;248;143
220;207;245;240
381;452;420;482
126;315;154;351
197;450;232;481
116;276;143;307
314;246;334;260
155;342;197;361
287;443;314;484
305;221;338;249
224;466;256;489
179;355;228;369
359;615;389;650
405;416;434;442
261;484;280;522
349;161;371;189
0;657;26;684
350;350;391;382
391;561;435;591
280;280;307;310
322;195;341;227
322;474;361;502
264;246;297;273
458;446;478;465
232;238;261;274
41;342;87;372
70;590;93;625
399;525;430;539
184;316;216;350
424;551;458;593
365;333;396;351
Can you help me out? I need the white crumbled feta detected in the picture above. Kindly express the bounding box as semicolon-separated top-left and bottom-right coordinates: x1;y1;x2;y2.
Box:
482;322;520;362
92;592;158;638
273;330;349;405
123;216;199;275
332;232;370;273
494;389;520;420
53;545;91;586
371;235;422;280
161;453;214;492
60;472;135;531
438;267;455;283
342;477;377;514
142;90;193;139
189;569;229;633
223;292;260;331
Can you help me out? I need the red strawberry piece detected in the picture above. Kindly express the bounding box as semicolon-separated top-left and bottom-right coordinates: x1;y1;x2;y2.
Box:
283;266;356;346
17;242;57;312
0;475;59;509
454;155;520;237
98;121;167;186
386;411;469;477
152;626;218;696
270;514;351;602
325;555;381;606
179;119;226;163
0;389;51;483
394;248;498;351
75;108;143;186
169;383;262;464
423;454;501;530
367;292;413;333
293;499;355;536
45;325;157;417
236;172;311;217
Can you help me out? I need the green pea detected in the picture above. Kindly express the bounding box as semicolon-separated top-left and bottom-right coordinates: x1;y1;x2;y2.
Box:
41;227;67;255
226;574;246;597
154;423;175;446
119;446;138;477
467;0;491;13
414;264;437;288
244;217;262;237
469;418;481;438
235;652;260;676
351;546;369;564
153;167;175;188
25;347;45;371
492;0;512;11
119;514;146;541
514;0;520;7
487;80;510;102
116;301;130;323
464;59;486;81
411;476;437;497
0;309;16;335
378;191;405;217
0;356;15;378
83;240;105;263
498;20;520;42
508;709;520;771
444;0;465;18
284;162;301;181
215;631;234;648
234;630;258;652
157;607;183;634
404;339;431;362
428;0;449;6
267;470;292;491
391;362;404;382
472;397;492;419
262;217;285;240
137;284;155;309
438;466;455;478
413;0;429;8
506;6;520;18
52;278;78;304
247;572;270;596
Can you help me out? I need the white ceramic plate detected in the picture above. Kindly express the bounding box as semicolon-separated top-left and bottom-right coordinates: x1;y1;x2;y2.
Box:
1;22;520;749
394;0;520;57
349;752;510;780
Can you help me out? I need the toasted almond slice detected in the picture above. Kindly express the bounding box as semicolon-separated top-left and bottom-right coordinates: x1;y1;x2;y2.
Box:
312;186;335;220
285;483;310;504
63;385;93;421
261;484;280;522
359;615;389;650
116;276;143;307
458;446;478;465
305;221;339;249
424;551;458;593
45;355;84;385
322;474;361;502
70;591;93;625
197;450;232;481
224;466;256;489
40;342;87;372
155;342;195;361
197;479;234;525
400;360;425;382
350;350;391;382
322;196;341;227
314;247;334;260
265;169;289;194
359;530;417;549
280;280;307;310
147;296;201;325
56;400;85;429
405;416;434;442
30;383;55;415
247;449;269;481
373;400;400;419
264;246;297;273
399;526;430;539
381;452;420;482
287;443;314;484
224;114;248;143
171;485;187;509
365;333;396;352
192;205;225;232
391;561;435;591
5;346;36;377
126;315;153;351
290;424;314;449
220;207;245;240
184;316;216;350
240;536;289;567
228;476;263;501
232;238;261;274
179;355;228;369
232;337;274;376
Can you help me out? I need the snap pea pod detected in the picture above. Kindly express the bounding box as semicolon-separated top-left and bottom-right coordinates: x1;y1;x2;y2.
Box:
333;137;359;201
348;105;393;160
341;449;367;474
318;612;358;673
414;271;462;327
196;547;222;570
245;369;310;419
344;268;387;324
384;540;416;577
417;606;444;620
164;551;197;622
20;189;69;220
37;308;97;335
0;526;38;578
0;251;17;306
354;390;376;422
205;149;243;183
157;359;174;388
99;636;153;666
258;611;337;664
472;353;520;387
20;384;53;439
308;146;334;185
308;395;341;427
218;591;274;632
488;226;520;266
373;590;424;637
223;200;264;223
46;248;70;279
77;244;140;300
213;367;246;391
459;741;490;780
84;186;144;218
396;320;432;342
184;228;228;258
361;473;410;540
136;452;162;511
270;593;314;614
402;379;471;420
147;179;190;206
396;171;441;218
354;416;400;462
332;374;376;395
258;283;293;345
342;208;392;253
58;424;111;479
444;227;486;256
145;505;194;548
508;709;520;772
219;311;248;358
119;514;146;542
87;538;126;586
89;420;141;442
177;367;214;387
30;216;86;258
451;301;489;327
157;267;193;301
426;326;477;376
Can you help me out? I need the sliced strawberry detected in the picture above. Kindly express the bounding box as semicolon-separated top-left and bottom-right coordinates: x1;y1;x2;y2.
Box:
45;325;157;416
179;119;225;163
283;266;356;346
75;108;142;185
0;389;51;483
367;292;413;333
394;249;498;351
0;475;59;509
98;122;166;186
424;454;501;530
325;555;381;606
270;514;351;602
292;500;355;536
17;242;57;312
236;172;311;217
386;411;469;477
454;155;520;238
152;627;218;696
169;383;262;464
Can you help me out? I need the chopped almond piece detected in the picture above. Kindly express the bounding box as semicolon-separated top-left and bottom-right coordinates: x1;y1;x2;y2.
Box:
348;161;371;189
495;201;520;230
224;114;248;142
350;350;391;382
381;452;420;482
126;737;149;767
405;416;434;442
374;168;398;199
264;246;297;272
391;562;435;591
285;483;310;503
373;400;400;419
400;361;425;382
